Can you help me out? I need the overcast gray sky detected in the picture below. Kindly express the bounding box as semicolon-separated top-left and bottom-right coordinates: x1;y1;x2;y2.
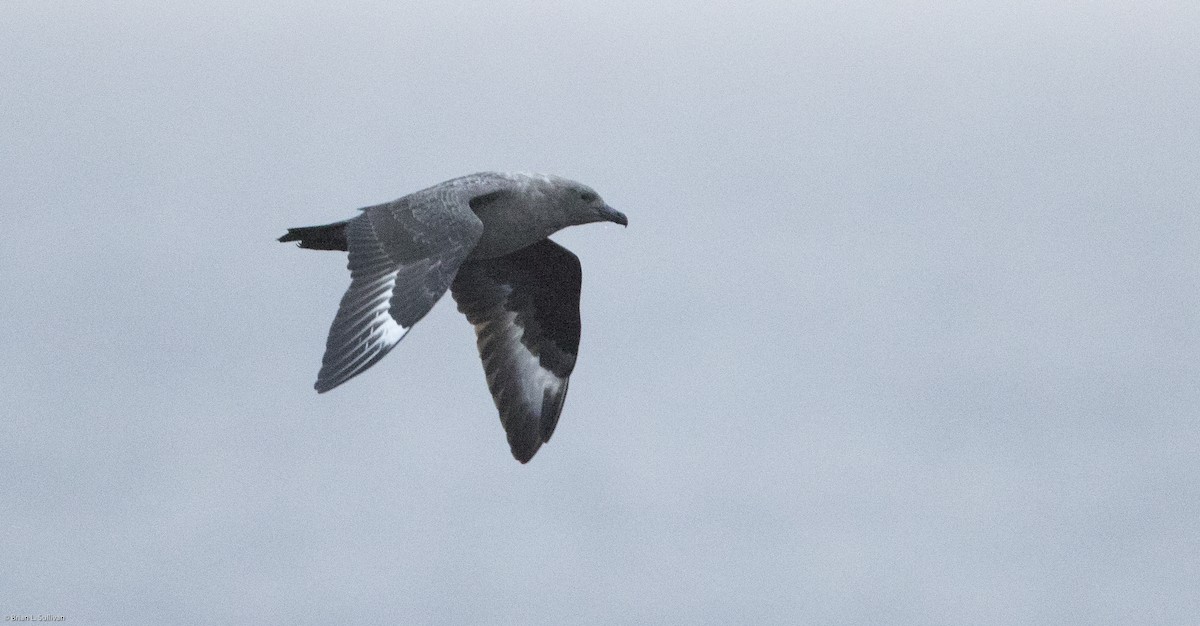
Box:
3;1;1198;624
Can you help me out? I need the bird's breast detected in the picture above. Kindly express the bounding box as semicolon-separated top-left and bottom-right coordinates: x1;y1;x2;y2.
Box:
467;197;558;259
468;222;553;259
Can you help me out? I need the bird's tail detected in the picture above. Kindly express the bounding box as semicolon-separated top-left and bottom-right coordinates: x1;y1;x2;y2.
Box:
277;220;350;251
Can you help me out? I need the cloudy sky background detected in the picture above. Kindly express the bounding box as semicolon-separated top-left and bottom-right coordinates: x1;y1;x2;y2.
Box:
3;1;1198;623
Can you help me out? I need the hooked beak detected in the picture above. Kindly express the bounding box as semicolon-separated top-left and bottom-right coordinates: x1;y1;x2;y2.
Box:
598;204;628;227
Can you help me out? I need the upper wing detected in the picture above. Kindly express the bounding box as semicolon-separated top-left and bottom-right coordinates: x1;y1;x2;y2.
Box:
315;195;484;393
450;239;582;463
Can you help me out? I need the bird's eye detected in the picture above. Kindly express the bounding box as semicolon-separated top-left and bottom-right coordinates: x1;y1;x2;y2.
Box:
579;191;597;202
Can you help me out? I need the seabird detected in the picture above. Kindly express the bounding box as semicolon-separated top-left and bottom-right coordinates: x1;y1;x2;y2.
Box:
279;172;627;463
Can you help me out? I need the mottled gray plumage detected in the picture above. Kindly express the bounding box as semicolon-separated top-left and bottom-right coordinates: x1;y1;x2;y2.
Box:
278;172;626;463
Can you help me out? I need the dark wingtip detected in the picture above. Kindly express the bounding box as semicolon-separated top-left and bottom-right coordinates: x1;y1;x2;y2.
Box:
509;439;541;464
512;447;537;464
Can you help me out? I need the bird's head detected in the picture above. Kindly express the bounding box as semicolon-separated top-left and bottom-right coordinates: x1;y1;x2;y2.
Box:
551;178;628;228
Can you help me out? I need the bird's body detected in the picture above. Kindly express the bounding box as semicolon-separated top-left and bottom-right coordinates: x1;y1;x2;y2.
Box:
279;172;626;463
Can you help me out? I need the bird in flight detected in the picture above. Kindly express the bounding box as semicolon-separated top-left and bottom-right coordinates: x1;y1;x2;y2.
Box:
278;172;627;463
